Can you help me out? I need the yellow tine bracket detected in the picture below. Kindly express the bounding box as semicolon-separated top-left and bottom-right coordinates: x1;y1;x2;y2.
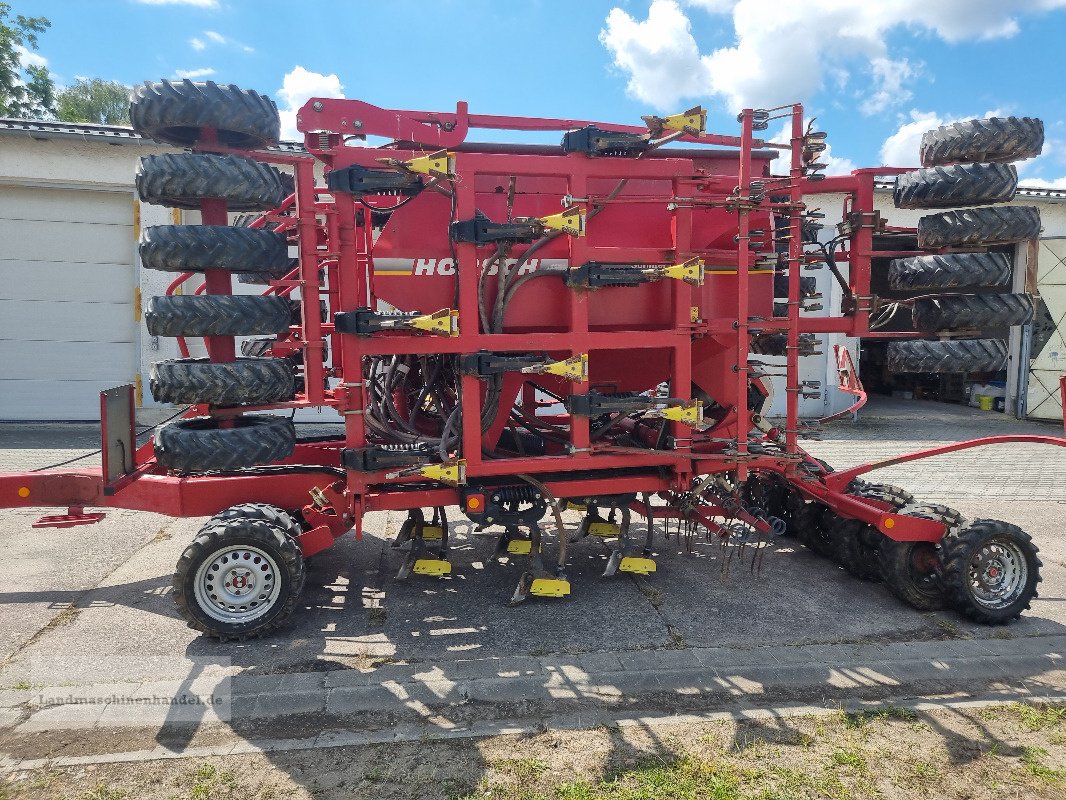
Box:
407;308;459;336
539;206;585;237
529;577;571;598
662;257;705;286
565;501;587;512
619;556;656;575
413;558;452;577
507;539;534;556
421;525;444;541
403;150;455;178
520;353;588;383
643;106;706;138
386;459;467;485
645;400;704;428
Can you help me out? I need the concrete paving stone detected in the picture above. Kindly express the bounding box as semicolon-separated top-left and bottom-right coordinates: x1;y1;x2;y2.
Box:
278;671;326;693
801;643;864;665
578;651;625;675
0;708;24;728
15;702;104;732
251;689;325;718
459;676;554;705
489;656;542;678
0;689;32;708
228;674;286;696
327;685;421;714
691;647;766;669
767;645;821;664
324;669;374;689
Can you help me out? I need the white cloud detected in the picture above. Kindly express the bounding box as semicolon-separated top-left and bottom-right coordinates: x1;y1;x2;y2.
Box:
195;29;254;53
174;67;216;79
15;45;47;69
601;0;1066;114
134;0;219;7
277;66;344;141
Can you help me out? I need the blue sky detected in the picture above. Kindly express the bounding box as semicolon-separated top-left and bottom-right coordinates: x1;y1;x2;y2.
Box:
21;0;1066;185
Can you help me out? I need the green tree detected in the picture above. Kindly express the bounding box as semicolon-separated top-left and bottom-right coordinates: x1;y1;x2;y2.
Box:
0;2;55;118
56;78;131;125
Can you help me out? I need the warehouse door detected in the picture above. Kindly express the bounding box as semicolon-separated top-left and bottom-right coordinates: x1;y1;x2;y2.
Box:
1026;238;1066;421
0;186;137;420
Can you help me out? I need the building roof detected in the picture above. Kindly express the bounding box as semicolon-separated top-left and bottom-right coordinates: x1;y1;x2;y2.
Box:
0;118;305;151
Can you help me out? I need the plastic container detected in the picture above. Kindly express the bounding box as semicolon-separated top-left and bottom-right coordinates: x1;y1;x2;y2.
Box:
978;395;994;411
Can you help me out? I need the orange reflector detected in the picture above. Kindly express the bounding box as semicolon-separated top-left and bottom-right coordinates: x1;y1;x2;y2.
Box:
17;487;29;498
884;517;895;529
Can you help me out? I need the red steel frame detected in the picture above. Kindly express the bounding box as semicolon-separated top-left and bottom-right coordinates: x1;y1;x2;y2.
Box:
2;98;1065;555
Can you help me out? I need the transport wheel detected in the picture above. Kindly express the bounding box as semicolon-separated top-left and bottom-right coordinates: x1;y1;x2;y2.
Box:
880;503;966;611
893;163;1017;210
130;79;280;149
173;515;304;640
940;519;1041;624
139;225;289;274
209;502;304;538
917;206;1041;249
834;482;914;581
150;357;295;406
155;415;295;473
232;213;296;285
887;338;1007;374
920;117;1044;167
145;294;292;337
793;501;836;558
136;153;289;211
887;253;1011;292
912;293;1033;332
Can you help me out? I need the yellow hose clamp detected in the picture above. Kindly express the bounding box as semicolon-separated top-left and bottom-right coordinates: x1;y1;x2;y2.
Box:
402;150;456;178
407;308;459;336
539;207;585;237
521;353;588;383
663;257;705;286
643;106;706;138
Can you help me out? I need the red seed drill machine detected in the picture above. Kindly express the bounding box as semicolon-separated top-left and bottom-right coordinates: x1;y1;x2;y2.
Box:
3;80;1064;639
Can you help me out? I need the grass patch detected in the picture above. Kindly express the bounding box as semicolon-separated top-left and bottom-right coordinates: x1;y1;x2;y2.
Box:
1021;746;1064;784
1010;703;1066;731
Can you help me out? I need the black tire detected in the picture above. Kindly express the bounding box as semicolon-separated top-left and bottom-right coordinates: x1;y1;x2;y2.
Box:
941;519;1041;624
173;516;304;640
154;415;295;473
240;337;274;358
231;214;296;285
835;481;914;581
773;273;818;298
912;293;1034;332
150;357;295;406
145;295;292;337
917;206;1041;249
920;117;1044;167
139;225;289;274
880;503;966;611
887;338;1007;373
894;163;1018;210
209;502;304;539
130;79;280;149
794;502;837;558
888;253;1011;291
136;153;289;211
750;332;819;356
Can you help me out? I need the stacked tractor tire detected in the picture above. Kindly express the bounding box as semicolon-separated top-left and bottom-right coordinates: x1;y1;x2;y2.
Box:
130;80;299;475
888;117;1044;373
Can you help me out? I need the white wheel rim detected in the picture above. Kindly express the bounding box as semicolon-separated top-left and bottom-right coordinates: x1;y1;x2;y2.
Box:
968;540;1027;610
193;544;282;624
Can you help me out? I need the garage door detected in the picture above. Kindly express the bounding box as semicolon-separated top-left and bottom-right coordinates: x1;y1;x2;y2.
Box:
0;186;136;420
1026;238;1066;421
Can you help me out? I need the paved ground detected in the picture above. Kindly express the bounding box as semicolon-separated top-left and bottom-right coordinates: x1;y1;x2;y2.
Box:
1;395;1065;769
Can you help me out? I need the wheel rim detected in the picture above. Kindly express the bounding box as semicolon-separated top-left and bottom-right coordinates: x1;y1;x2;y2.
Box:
193;544;282;624
968;539;1027;610
908;542;941;594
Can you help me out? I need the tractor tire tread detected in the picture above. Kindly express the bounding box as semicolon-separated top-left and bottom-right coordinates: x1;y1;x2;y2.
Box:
894;163;1018;210
139;225;289;274
150;357;295;406
920;117;1044;167
145;294;292;337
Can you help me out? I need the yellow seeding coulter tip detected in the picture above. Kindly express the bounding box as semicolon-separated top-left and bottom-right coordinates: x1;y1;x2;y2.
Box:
529;578;571;598
412;558;452;577
619;556;656;575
